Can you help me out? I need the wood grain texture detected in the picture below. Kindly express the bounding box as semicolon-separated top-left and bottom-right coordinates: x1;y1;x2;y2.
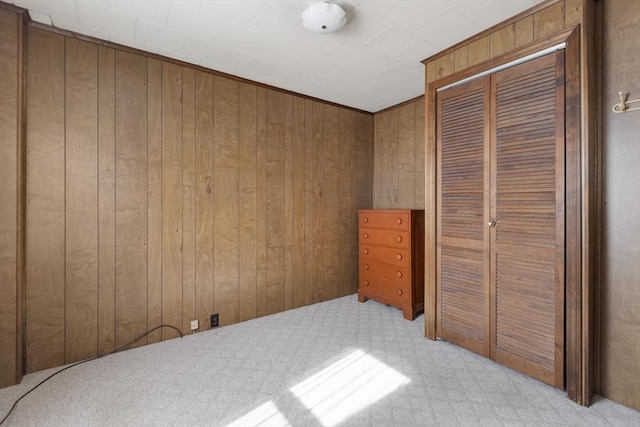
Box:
64;37;98;363
213;76;239;325
372;97;425;211
195;71;215;327
398;103;416;207
290;96;307;306
18;27;374;378
182;67;197;334
303;99;315;306
515;16;534;48
146;58;162;344
534;1;565;41
490;24;515;57
97;46;116;356
284;95;294;310
238;82;257;321
310;101;324;303
600;0;640;410
340;109;357;297
25;28;66;373
115;51;148;348
265;89;285;314
468;36;490;67
0;8;20;387
255;87;268;317
454;46;468;72
162;61;183;339
323;105;341;301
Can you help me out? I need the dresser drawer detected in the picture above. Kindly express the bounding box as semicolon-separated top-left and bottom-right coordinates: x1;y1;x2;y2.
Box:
359;259;410;285
359;211;410;231
360;228;409;248
360;244;410;267
359;275;411;306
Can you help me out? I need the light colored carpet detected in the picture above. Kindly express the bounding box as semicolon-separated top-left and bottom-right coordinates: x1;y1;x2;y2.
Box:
1;295;638;426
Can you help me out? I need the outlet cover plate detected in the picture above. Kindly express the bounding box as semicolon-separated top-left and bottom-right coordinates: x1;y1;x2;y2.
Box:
190;319;199;331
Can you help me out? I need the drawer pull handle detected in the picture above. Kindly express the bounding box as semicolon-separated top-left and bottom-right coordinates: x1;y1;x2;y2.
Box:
397;289;403;296
364;233;369;239
396;271;403;278
363;217;369;223
396;253;402;260
396;236;402;243
364;248;369;255
364;280;370;286
364;264;369;271
396;218;402;225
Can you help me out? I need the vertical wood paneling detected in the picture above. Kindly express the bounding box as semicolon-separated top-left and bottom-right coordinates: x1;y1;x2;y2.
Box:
454;46;469;72
435;52;455;79
534;1;565;41
97;46;116;356
398;103;416;207
415;98;425;208
291;96;306;307
323;105;341;300
182;68;196;333
19;28;374;377
373;113;384;207
115;51;148;348
387;109;399;204
195;71;215;326
161;61;183;339
265;89;285;314
372;97;425;211
468;36;490;66
283;95;294;310
303;99;315;306
515;16;534;48
340;109;357;297
26;28;66;372
490;24;515;57
0;8;20;387
255;87;268;317
146;58;162;344
238;82;257;321
213;76;239;325
600;0;640;410
64;38;98;363
311;101;324;303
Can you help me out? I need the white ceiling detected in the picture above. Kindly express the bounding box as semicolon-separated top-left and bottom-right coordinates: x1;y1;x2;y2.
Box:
10;0;545;112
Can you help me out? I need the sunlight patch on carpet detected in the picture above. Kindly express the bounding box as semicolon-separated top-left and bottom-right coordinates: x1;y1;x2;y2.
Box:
226;400;291;427
290;349;410;427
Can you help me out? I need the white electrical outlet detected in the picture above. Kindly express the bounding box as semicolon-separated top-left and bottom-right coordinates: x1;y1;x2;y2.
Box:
190;319;199;331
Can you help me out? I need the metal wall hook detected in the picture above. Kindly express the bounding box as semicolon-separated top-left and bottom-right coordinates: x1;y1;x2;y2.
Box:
613;91;640;113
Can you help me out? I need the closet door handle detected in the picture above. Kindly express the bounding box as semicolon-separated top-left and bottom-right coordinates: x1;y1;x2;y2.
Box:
488;220;497;227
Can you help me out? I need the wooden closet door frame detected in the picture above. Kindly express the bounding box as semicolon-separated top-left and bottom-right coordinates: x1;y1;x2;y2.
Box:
424;27;592;405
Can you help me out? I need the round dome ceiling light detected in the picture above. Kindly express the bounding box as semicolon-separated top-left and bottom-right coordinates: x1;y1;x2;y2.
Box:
302;1;347;34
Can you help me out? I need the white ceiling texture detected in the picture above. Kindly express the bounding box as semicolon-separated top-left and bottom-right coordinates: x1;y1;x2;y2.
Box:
10;0;545;112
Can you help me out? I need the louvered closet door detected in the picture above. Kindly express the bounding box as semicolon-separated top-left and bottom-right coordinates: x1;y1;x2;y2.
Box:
490;51;565;388
436;77;491;357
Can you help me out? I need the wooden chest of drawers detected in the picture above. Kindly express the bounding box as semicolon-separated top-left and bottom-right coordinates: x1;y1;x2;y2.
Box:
358;209;425;320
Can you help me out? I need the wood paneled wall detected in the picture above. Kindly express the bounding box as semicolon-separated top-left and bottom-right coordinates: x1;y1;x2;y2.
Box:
0;6;24;388
372;97;425;209
23;26;373;374
600;0;640;411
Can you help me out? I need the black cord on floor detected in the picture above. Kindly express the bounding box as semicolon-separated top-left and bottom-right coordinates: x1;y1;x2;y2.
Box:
0;324;183;426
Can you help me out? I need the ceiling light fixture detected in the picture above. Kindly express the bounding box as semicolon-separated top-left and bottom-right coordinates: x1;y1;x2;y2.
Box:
302;1;347;34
